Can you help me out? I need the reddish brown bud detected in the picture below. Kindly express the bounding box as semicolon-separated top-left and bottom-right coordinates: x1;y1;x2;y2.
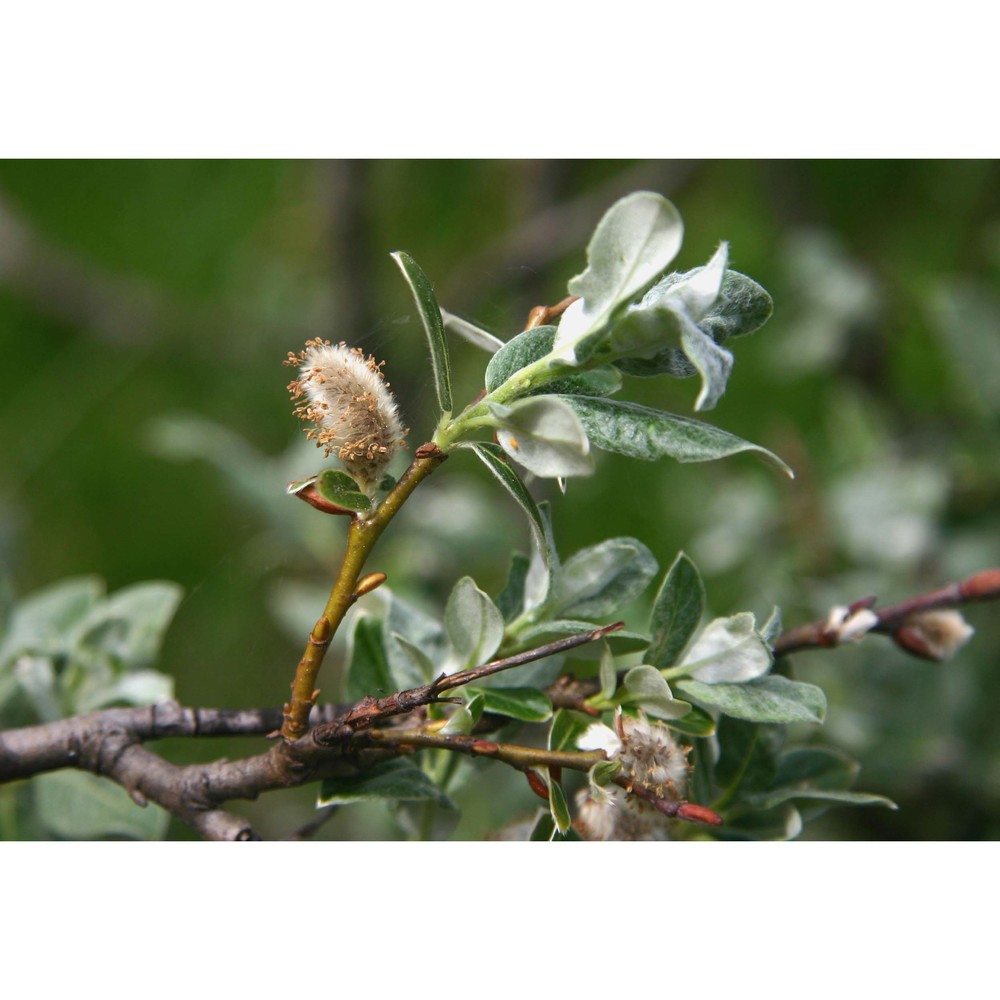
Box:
892;625;942;661
959;569;1000;602
677;802;724;826
525;770;550;802
470;740;500;756
892;609;974;662
414;442;445;460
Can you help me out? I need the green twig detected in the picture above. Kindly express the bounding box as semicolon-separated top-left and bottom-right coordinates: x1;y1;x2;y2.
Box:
281;443;448;741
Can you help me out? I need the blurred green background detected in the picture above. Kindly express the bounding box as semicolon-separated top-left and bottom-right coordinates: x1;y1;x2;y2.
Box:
1;160;998;839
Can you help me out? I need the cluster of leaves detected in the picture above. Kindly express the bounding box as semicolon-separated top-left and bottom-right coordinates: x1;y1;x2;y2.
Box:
0;191;902;840
0;577;180;839
319;539;894;839
313;193;895;839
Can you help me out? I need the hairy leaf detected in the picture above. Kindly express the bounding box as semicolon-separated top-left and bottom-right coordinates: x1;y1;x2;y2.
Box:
665;704;716;737
563;395;794;476
622;665;691;720
679;612;772;684
485;325;621;397
552;537;658;619
441;308;505;353
391;250;453;413
464;443;553;580
614;269;774;379
549;708;595;752
488;396;594;478
553;192;684;364
470;686;552;722
529;811;581;841
34;770;169;840
317;758;453;807
717;803;803;841
647;552;704;669
548;772;572;834
510;619;650;656
0;576;104;664
345;616;393;701
444;577;504;672
496;551;531;621
676;675;827;724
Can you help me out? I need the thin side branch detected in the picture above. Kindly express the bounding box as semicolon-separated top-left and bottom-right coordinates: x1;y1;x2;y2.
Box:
773;568;1000;659
310;621;624;745
0;624;621;838
281;442;448;741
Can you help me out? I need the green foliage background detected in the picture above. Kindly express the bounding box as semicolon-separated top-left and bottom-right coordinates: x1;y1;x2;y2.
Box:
1;160;998;839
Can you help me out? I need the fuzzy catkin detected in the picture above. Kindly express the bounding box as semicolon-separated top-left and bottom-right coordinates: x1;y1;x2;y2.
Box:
575;713;691;841
285;340;407;493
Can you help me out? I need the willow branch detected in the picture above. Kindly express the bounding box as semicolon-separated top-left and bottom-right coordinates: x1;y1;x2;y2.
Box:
359;727;607;773
773;568;1000;659
309;621;624;745
0;622;621;837
282;442;448;741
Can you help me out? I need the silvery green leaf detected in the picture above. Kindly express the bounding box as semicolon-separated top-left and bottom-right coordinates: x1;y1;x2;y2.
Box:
553;193;684;365
485;325;621;397
440;704;474;735
772;746;856;790
317;758;453;807
511;619;650;656
0;576;104;664
463;443;554;586
741;745;887;814
714;716;783;794
470;686;552;722
751;788;898;812
444;576;504;672
12;655;62;722
678;313;734;411
647;552;704;669
486;326;559;391
488;396;594;478
760;606;783;645
588;760;622;805
613;269;774;379
551;537;658;619
524;500;559;611
345;616;393;700
548;773;572;834
549;707;594;752
529;811;580;841
679;612;772;684
622;665;691;720
700;268;774;343
496;551;531;622
386;591;447;688
76;669;175;712
718;803;803;842
34;770;169;840
441;308;505;353
391;250;453;414
676;675;827;724
72;581;184;671
669;242;729;319
597;640;617;701
563;395;794;477
666;705;716;737
386;632;437;688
